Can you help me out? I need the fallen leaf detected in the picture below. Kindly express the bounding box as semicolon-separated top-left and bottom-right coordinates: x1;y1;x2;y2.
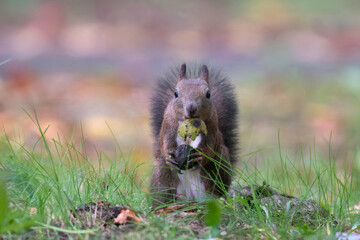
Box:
154;203;197;214
242;223;253;230
114;209;140;225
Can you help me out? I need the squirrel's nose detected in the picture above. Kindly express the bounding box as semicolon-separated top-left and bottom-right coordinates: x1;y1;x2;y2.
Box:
185;103;198;118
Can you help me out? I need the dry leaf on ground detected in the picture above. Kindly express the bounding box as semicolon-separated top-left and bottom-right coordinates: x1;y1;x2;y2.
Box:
154;203;197;214
114;209;141;225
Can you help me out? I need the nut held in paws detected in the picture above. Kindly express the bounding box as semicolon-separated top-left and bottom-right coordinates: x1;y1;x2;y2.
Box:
177;118;207;141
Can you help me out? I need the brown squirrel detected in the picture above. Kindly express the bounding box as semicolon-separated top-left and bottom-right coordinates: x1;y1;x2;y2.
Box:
150;63;238;207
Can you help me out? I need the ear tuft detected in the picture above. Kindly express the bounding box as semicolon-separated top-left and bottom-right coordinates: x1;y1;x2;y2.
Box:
179;63;187;80
200;65;209;82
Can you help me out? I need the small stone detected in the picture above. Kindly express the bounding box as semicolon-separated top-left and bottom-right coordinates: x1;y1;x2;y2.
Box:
30;208;37;215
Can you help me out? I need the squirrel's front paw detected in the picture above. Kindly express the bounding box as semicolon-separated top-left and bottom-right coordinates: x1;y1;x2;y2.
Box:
188;151;205;169
165;151;180;169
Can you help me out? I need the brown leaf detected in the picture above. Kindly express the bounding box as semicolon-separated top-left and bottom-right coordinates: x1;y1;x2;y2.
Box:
114;209;141;225
154;203;197;214
242;223;253;230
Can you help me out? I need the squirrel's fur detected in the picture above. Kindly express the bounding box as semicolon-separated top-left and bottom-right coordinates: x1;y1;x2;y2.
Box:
151;64;238;163
150;63;238;207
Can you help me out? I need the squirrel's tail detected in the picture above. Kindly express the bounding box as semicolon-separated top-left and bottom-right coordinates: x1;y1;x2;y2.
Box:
150;64;239;164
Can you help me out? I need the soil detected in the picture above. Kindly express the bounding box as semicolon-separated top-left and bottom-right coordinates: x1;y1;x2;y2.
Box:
44;184;336;239
229;183;337;226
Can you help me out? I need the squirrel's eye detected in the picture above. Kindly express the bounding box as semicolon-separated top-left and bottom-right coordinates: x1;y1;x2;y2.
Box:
206;90;211;99
174;90;179;98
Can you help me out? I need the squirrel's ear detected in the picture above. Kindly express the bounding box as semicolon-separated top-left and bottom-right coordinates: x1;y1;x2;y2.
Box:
200;65;209;82
179;63;187;80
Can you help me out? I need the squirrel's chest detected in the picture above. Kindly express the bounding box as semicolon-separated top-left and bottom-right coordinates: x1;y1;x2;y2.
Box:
176;169;206;200
176;133;203;148
175;123;206;199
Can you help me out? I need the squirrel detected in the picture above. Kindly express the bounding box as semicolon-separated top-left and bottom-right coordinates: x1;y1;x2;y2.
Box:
150;63;238;207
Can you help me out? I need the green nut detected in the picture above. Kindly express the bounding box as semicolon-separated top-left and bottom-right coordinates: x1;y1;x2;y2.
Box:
178;118;207;141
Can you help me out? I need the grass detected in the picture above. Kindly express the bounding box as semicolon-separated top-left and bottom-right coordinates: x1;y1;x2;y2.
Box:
1;116;360;239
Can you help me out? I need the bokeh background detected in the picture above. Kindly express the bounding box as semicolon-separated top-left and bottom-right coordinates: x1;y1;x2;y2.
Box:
1;0;360;170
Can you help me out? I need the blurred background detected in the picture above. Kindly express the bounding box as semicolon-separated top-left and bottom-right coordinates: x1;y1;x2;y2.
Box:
0;0;359;170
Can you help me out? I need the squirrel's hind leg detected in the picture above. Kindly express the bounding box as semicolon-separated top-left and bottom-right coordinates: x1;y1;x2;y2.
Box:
150;163;179;207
